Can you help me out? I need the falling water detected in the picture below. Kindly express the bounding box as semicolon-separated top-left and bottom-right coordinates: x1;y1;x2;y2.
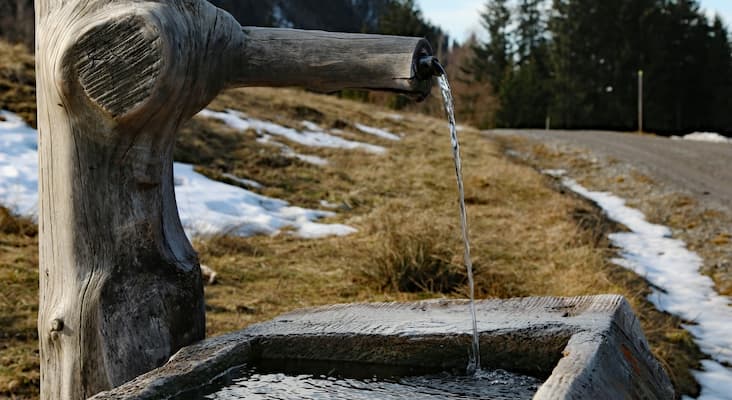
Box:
437;74;481;375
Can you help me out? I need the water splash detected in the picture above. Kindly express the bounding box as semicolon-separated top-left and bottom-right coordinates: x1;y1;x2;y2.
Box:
437;75;481;375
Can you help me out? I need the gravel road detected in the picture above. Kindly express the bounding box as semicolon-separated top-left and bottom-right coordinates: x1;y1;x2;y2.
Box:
489;129;732;213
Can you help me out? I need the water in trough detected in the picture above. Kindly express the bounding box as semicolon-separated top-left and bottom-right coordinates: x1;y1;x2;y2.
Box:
200;366;542;399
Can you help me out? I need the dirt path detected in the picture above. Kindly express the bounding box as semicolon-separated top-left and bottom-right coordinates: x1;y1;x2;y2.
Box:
490;129;732;213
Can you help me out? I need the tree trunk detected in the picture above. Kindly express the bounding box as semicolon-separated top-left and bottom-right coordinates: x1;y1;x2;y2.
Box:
35;1;433;399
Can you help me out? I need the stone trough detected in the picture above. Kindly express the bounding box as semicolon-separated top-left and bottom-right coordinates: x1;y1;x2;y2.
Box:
90;295;673;399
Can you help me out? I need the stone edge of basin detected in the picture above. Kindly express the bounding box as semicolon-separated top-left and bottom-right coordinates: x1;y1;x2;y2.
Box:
90;295;674;399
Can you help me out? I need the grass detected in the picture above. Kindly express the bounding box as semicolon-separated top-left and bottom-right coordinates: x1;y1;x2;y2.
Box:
0;208;39;398
0;41;35;127
0;39;702;398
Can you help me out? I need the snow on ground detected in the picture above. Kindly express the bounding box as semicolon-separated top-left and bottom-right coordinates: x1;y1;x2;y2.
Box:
0;110;37;216
0;110;356;239
175;163;357;238
381;112;405;121
198;109;386;154
354;123;401;141
221;173;263;189
319;200;340;209
255;134;330;166
552;172;732;400
681;132;731;144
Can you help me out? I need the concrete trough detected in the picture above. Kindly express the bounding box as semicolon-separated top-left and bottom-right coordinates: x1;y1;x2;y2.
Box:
91;295;673;399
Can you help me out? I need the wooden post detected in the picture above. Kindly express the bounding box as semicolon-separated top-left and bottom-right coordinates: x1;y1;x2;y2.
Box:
638;69;644;133
34;1;433;399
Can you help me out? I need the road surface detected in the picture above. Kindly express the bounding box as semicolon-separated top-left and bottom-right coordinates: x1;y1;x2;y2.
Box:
488;129;732;212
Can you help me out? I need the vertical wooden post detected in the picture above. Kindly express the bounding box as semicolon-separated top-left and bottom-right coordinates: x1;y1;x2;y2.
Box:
638;69;644;133
35;1;433;398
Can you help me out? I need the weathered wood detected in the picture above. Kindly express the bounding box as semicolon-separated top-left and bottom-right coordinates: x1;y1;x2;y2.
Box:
230;28;433;97
89;296;674;400
34;1;434;399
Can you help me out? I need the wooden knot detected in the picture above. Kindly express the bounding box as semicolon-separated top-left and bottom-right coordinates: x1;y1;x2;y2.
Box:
50;319;64;333
72;15;162;118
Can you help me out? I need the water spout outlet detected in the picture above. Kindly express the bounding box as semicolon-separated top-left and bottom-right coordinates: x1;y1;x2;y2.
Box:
416;56;446;79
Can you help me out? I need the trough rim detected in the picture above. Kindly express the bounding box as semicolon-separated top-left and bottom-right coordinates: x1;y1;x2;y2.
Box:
90;295;674;400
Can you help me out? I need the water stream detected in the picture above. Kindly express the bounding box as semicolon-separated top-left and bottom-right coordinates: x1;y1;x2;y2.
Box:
437;74;481;375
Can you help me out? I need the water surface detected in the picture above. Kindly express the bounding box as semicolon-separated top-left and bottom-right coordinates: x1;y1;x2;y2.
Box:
204;367;542;400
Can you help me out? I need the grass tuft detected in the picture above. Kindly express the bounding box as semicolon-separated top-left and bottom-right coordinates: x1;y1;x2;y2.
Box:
358;205;465;293
0;207;36;237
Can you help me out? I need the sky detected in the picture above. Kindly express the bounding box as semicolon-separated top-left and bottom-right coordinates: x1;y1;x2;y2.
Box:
418;0;732;43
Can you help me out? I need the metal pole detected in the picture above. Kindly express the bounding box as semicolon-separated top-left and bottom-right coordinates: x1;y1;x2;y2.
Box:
638;69;644;133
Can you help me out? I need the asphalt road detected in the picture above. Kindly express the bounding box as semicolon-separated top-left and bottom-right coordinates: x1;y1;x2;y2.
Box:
488;129;732;212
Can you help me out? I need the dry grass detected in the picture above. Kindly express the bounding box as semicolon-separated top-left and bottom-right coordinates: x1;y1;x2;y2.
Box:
0;208;39;399
191;88;700;397
0;40;701;397
0;40;35;127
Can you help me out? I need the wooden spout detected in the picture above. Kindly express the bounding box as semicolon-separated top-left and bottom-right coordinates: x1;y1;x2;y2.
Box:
228;28;434;99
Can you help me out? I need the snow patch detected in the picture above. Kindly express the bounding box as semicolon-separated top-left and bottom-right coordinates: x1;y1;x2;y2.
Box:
0;110;37;216
300;120;321;132
222;173;263;189
0;110;356;239
198;109;386;154
255;134;329;166
542;169;567;178
175;163;356;238
559;176;732;399
319;200;340;209
354;123;401;141
682;132;731;144
383;113;404;121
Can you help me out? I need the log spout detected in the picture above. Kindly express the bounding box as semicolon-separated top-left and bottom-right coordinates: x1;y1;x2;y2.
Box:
227;28;435;100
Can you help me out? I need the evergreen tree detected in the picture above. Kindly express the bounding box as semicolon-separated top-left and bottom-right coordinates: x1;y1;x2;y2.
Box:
498;0;551;128
379;0;447;54
471;0;512;91
707;16;732;131
515;0;544;65
467;0;732;133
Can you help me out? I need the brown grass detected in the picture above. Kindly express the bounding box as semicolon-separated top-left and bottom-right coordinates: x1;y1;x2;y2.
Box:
0;208;39;399
0;41;701;397
0;40;35;127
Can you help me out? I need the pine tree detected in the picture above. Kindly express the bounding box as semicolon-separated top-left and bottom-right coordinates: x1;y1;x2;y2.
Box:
471;0;512;91
515;0;544;65
497;0;551;128
707;16;732;132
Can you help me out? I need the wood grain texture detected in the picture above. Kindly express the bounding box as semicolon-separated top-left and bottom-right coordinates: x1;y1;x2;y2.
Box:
34;1;434;399
229;28;433;98
89;296;674;400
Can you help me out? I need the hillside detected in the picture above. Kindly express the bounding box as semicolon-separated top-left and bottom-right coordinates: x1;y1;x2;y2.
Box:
0;39;703;398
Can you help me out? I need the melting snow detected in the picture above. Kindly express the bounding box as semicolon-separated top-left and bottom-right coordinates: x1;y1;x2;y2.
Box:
354;123;401;141
221;173;263;189
256;134;330;166
0;110;356;239
681;132;731;144
556;175;732;400
0;110;37;216
175;164;356;238
198;109;386;154
384;113;405;121
319;200;340;209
